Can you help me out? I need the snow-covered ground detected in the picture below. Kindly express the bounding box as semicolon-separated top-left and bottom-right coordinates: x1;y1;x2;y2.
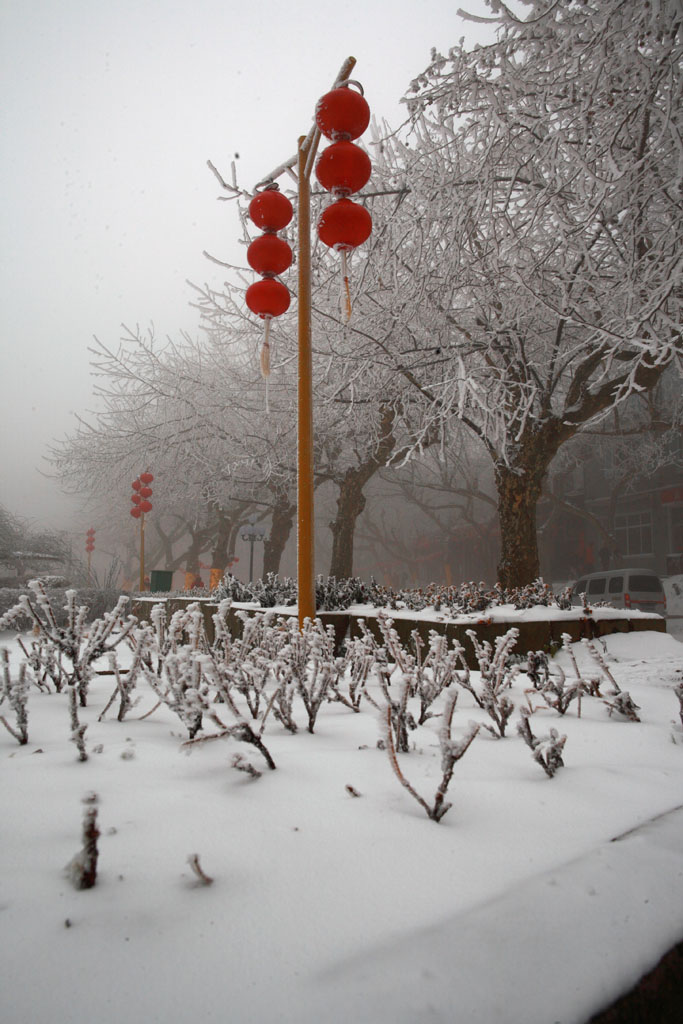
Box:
1;625;682;1024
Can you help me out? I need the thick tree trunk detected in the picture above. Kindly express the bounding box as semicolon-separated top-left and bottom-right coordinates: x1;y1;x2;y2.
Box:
263;497;295;576
211;513;240;575
328;404;397;579
495;425;561;589
329;472;368;578
495;464;544;588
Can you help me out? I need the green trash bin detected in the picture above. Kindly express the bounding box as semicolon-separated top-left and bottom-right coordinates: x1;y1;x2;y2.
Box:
150;570;174;593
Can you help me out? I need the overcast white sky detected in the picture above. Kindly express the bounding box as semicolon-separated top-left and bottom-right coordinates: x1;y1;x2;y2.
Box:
0;0;492;536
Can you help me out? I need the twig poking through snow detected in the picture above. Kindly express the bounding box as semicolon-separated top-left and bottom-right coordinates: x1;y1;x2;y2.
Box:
187;853;213;885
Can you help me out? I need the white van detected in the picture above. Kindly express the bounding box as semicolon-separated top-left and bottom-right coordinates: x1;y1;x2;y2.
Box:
570;569;667;615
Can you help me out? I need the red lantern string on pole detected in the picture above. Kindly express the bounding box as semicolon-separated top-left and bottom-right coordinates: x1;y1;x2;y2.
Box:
315;82;372;320
130;472;153;591
245;184;293;409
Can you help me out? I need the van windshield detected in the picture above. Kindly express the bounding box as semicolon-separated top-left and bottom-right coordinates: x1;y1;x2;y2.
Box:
628;574;664;594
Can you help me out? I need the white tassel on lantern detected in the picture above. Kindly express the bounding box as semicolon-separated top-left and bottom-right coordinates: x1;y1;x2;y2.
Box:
260;317;271;414
340;248;352;322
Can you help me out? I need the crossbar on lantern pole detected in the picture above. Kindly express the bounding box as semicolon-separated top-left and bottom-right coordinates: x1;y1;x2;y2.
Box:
295;55;356;630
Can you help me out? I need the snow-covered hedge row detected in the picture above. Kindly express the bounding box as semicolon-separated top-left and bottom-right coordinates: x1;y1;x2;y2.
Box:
0;587;123;628
209;574;574;613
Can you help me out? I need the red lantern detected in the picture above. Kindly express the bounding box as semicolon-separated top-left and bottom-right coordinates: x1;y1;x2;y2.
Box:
132;479;142;491
85;527;95;554
131;493;141;505
246;278;291;319
139;499;153;514
249;189;293;232
130;507;142;519
247;234;293;277
140;472;154;485
316;85;370;141
139;486;153;498
318;198;372;251
316;141;371;197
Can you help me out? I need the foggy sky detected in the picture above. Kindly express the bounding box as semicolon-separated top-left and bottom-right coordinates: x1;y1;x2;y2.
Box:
0;0;492;538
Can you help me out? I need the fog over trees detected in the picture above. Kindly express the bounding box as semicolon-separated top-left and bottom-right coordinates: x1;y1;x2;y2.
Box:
48;0;682;590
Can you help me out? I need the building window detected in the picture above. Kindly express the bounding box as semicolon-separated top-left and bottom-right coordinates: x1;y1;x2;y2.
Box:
615;510;653;557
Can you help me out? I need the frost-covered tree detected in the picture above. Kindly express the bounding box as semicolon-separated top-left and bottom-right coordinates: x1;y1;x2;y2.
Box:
358;0;682;586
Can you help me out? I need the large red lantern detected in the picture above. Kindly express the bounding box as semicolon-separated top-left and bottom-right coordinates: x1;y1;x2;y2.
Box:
316;140;371;197
246;279;291;319
316;84;370;141
315;81;372;320
248;189;293;232
318;198;372;251
247;234;293;277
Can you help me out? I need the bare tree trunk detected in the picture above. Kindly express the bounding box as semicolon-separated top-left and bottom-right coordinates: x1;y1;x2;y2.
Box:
263;495;295;576
495;424;562;589
329;471;370;578
328;405;397;578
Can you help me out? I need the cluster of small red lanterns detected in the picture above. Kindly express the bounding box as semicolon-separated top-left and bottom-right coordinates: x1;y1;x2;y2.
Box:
130;471;154;519
245;186;294;381
85;527;96;554
315;82;372;318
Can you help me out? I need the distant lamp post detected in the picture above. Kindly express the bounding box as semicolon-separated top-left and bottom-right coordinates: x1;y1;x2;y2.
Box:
241;521;265;582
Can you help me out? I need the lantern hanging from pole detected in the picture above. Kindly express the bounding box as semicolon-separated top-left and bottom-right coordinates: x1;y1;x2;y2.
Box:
130;506;142;519
315;81;372;320
140;471;154;485
246;184;294;408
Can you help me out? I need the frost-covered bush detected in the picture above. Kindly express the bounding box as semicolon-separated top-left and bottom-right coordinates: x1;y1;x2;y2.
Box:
517;709;567;778
458;628;520;738
0;648;29;744
0;581;137;759
383;689;480;822
0;586;122;627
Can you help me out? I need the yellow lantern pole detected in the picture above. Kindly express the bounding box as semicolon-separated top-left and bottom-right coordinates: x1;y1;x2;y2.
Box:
295;56;356;629
139;513;145;592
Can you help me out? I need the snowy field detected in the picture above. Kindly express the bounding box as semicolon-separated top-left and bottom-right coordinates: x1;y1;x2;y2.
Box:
1;623;683;1024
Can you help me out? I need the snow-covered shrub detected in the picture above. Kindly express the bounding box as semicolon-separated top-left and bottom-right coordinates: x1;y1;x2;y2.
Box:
413;630;468;724
517;709;567;778
675;683;683;729
383;690;480;822
0;647;29;744
458;628;519;737
0;581;136;707
274;617;342;734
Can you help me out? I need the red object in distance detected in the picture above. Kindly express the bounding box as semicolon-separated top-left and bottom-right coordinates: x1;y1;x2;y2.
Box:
132;479;142;491
318;198;372;251
246;278;291;319
316;141;371;197
139;500;153;514
247;234;293;277
130;507;143;519
140;472;154;485
139;486;153;498
315;86;370;141
249;189;294;232
131;493;141;505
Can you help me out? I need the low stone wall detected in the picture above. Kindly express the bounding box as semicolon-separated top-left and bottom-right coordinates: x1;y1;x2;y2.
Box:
128;596;665;667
